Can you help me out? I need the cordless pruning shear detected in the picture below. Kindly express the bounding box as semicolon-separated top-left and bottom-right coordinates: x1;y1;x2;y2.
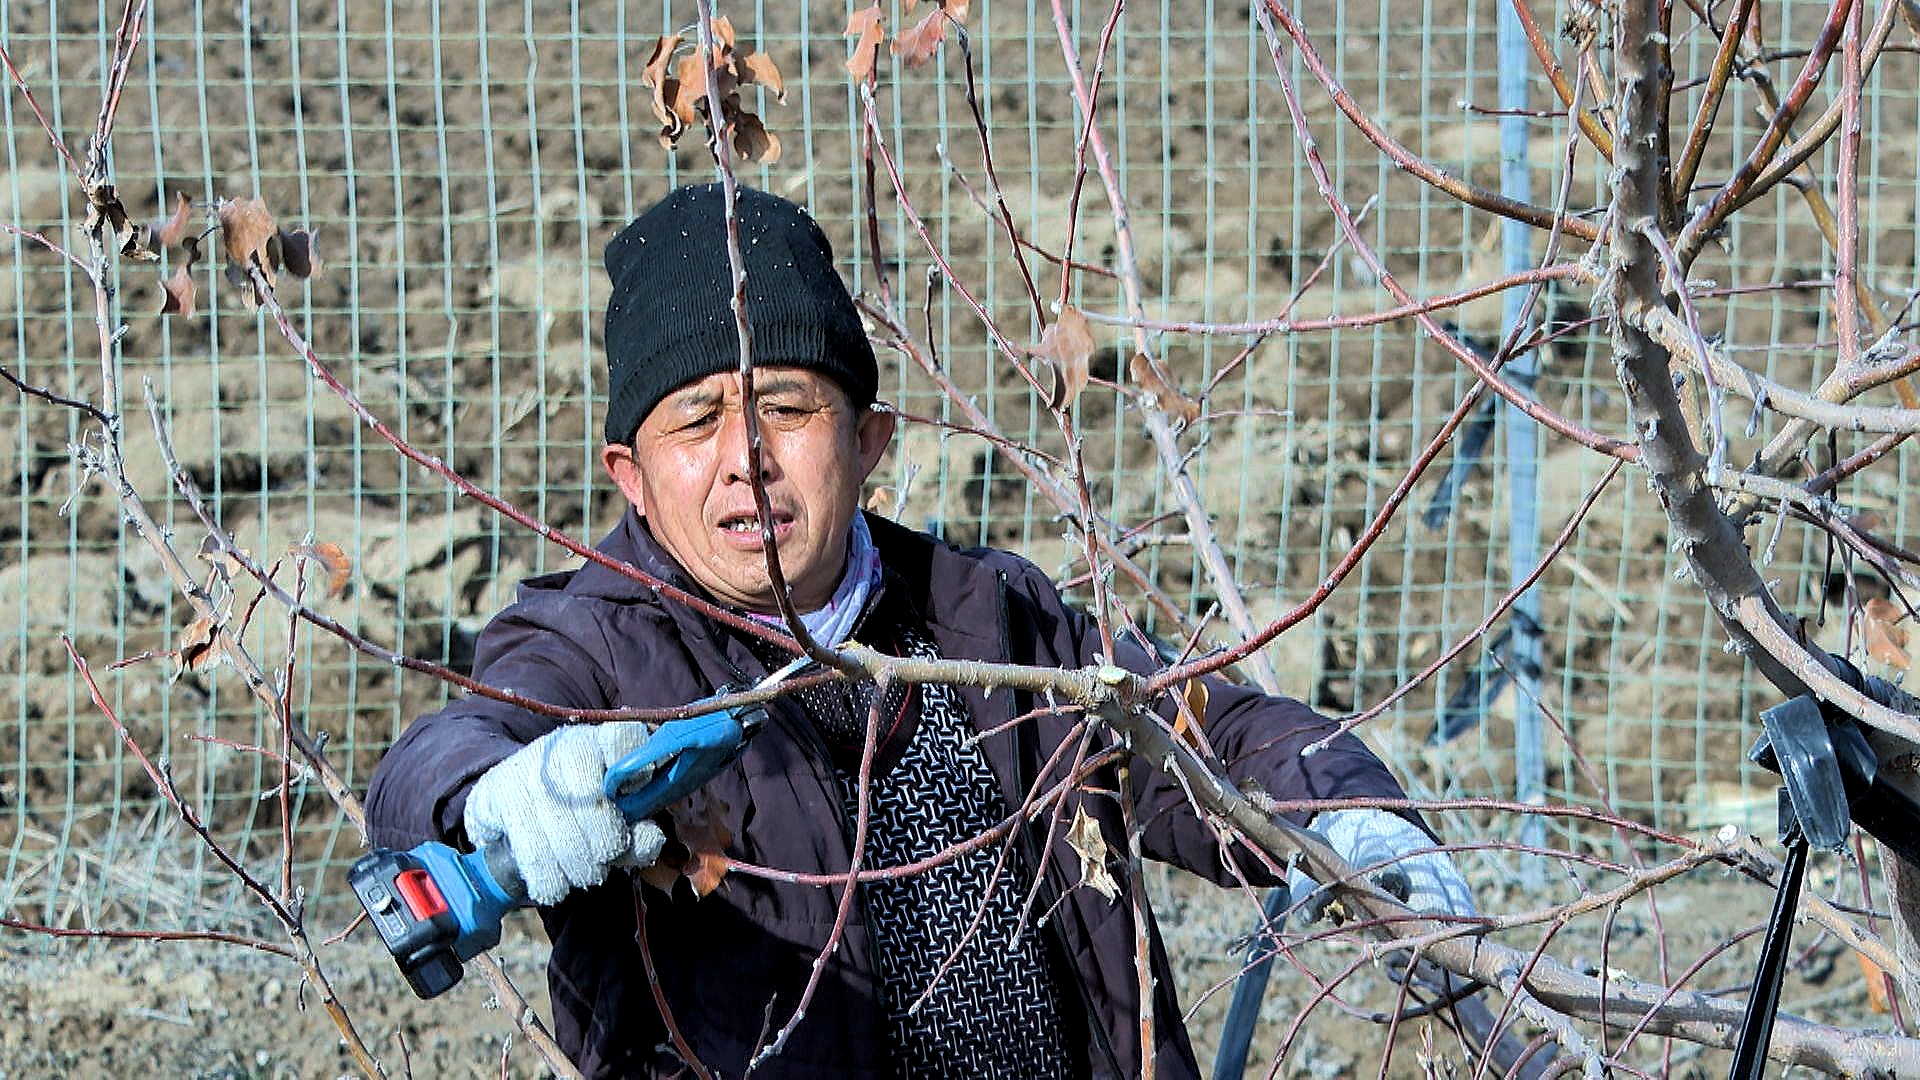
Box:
350;656;808;999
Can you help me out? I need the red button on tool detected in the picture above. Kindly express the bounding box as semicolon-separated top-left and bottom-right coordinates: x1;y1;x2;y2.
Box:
396;868;450;919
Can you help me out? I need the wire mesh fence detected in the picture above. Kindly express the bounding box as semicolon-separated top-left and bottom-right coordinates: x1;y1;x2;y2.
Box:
2;0;1915;957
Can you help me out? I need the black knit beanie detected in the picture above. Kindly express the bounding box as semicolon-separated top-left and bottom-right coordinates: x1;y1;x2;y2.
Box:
601;183;879;446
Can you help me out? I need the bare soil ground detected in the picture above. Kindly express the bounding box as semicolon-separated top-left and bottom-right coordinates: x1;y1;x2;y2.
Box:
0;864;1877;1079
4;1;1917;1077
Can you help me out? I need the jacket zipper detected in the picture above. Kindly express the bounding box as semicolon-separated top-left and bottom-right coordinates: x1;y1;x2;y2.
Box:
683;620;889;1072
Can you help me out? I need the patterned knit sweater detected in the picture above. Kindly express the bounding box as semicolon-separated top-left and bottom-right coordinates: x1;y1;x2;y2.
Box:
751;593;1076;1078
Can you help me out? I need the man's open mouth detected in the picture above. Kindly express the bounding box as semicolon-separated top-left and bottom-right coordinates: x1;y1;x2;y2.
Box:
719;512;791;535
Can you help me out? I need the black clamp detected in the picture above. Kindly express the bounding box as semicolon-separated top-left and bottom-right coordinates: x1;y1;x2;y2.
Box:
1733;695;1920;1080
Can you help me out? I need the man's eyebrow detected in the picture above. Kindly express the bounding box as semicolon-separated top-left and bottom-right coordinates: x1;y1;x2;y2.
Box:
663;386;724;411
661;374;819;412
750;374;816;398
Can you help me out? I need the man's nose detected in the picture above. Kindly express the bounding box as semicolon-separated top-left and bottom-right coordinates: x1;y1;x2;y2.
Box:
718;406;776;483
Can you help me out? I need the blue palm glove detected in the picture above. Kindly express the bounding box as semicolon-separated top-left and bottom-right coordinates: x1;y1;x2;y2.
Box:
463;722;668;906
1286;808;1476;923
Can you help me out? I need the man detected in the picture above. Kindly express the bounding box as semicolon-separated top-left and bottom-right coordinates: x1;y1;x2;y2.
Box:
365;182;1471;1079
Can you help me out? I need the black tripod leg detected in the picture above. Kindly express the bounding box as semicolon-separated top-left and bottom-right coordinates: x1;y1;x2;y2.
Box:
1728;838;1809;1080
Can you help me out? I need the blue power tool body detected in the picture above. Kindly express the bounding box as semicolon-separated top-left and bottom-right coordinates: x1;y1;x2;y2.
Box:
351;661;802;999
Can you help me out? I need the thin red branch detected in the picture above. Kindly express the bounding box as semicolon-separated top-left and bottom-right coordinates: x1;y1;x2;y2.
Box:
1261;0;1602;243
632;891;715;1080
0;917;295;957
1678;0;1856;259
0;41;86;179
747;673;889;1072
1307;458;1623;750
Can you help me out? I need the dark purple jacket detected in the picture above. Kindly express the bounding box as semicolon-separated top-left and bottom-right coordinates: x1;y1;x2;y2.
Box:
365;511;1408;1078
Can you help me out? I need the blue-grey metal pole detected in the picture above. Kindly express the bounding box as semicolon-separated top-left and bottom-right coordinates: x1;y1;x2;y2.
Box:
1498;0;1547;884
1210;884;1292;1079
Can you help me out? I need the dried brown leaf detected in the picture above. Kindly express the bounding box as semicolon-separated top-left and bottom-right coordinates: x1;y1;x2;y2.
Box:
84;181;140;257
218;197;276;270
635;860;680;894
1172;677;1209;749
729;101;782;165
638;790;735;897
195;534;253;583
273;228;319;279
159;265;197;317
643;35;685;131
1032;306;1094;411
892;6;951;66
84;181;129;233
674;791;734;897
1066;805;1119;901
736;48;786;101
1861;597;1910;668
1128;351;1203;428
295;540;353;599
175;612;223;676
123;224;163;262
1863;952;1893;1013
706;15;733;60
673;54;711;123
152;192;195;248
845;5;886;82
218;197;278;306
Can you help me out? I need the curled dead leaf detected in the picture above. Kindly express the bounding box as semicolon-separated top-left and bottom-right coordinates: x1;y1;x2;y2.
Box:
218;197;276;270
1032;306;1094;411
736;49;786;100
195;534;255;584
893;0;971;65
175;612;224;677
687;42;736;106
1065;805;1120;902
83;181;147;260
1860;597;1910;668
273;227;319;279
295;540;354;599
892;7;951;65
642;34;687;141
1173;677;1209;748
151;192;195;248
158;265;197;317
218;197;278;306
640;788;734;897
730;101;782;165
1128;351;1203;428
83;181;130;235
845;5;886;82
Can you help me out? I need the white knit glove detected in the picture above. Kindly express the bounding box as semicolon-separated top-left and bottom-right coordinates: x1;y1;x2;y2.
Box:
1287;808;1477;922
463;722;668;906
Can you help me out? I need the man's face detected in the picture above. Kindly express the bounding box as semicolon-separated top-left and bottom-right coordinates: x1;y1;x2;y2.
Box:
601;368;895;615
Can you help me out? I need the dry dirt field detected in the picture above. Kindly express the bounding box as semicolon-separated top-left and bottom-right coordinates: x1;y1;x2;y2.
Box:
0;861;1849;1079
4;0;1917;1077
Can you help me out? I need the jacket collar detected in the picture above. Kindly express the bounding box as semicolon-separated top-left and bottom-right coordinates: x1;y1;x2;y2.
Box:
553;508;1011;668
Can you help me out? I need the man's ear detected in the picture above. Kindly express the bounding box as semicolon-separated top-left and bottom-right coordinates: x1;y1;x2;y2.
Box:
600;442;648;516
853;406;896;482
